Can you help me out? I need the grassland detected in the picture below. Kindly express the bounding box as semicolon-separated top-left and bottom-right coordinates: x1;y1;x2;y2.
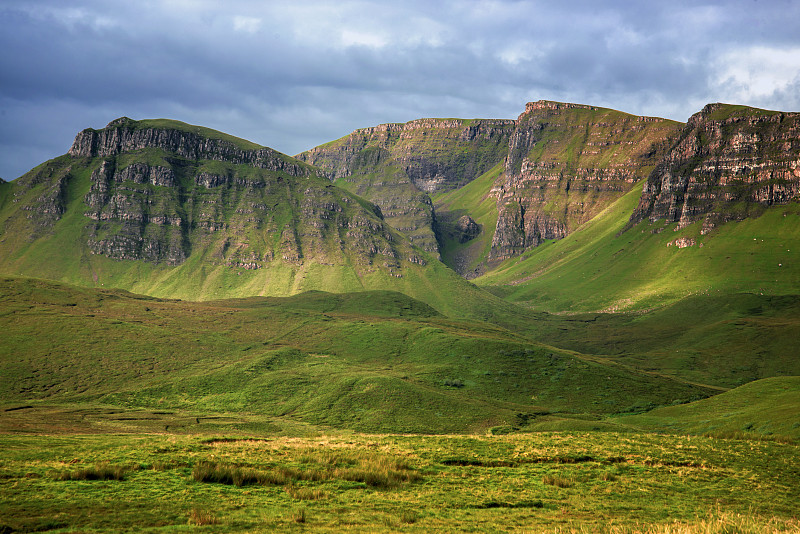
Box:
0;276;715;434
2;275;798;532
1;430;797;532
433;163;503;276
2;111;799;532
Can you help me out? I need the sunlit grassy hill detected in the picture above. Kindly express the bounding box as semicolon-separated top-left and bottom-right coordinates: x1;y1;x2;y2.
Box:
0;276;715;434
475;181;800;313
619;376;800;439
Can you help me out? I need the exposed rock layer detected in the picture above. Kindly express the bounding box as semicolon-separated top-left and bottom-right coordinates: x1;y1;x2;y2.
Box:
6;118;416;278
630;103;800;233
70;117;311;178
297;118;516;257
489;101;682;261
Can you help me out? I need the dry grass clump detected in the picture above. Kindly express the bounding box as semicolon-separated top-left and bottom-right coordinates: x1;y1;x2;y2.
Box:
285;485;326;500
558;509;799;533
187;508;218;526
192;451;421;489
291;507;306;524
191;461;296;487
543;473;574;488
599;471;617;481
54;463;133;481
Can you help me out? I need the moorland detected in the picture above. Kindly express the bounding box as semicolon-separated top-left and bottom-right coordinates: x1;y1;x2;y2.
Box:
1;101;799;532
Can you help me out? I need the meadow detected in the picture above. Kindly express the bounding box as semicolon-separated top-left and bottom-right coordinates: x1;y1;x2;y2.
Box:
1;428;798;533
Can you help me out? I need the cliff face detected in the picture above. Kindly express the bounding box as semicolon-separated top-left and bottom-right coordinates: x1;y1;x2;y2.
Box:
297;118;515;257
298;118;515;191
629;104;800;233
69;117;311;178
489;101;682;261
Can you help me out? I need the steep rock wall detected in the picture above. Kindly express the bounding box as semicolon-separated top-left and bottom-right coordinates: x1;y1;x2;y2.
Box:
489;101;682;261
6;118;413;277
297;118;515;257
70;117;312;178
629;103;800;233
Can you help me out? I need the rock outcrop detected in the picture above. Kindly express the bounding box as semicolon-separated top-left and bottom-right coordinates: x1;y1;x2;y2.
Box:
489;101;682;261
297;118;515;258
70;117;312;178
629;103;800;233
298;118;515;191
454;215;480;243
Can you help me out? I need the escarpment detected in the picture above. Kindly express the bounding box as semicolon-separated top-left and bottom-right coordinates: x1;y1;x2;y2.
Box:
488;101;682;261
70;117;312;178
629;103;800;233
297;118;515;258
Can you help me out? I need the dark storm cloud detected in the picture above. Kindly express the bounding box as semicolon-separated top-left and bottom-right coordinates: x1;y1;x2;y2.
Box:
1;0;799;180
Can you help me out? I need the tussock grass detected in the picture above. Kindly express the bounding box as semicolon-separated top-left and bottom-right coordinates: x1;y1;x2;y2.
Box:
191;461;295;487
54;463;133;481
543;474;574;488
2;433;798;532
400;510;419;524
291;507;306;524
192;451;421;489
559;508;800;533
187;508;218;526
599;471;617;481
285;485;326;500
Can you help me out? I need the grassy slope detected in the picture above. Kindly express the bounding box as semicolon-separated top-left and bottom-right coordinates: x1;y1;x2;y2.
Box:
524;292;800;389
432;163;502;275
476;180;800;312
0;276;713;433
619;376;800;439
300;118;512;257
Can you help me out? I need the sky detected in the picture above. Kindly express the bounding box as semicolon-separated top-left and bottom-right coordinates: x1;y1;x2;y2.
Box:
2;0;800;181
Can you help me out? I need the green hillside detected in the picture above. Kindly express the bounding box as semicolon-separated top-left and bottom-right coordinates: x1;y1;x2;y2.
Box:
432;163;502;277
476;180;800;313
297;118;514;257
524;291;800;389
0;276;714;434
619;376;800;439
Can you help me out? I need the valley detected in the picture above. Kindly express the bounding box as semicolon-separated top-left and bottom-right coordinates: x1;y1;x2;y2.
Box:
1;99;798;532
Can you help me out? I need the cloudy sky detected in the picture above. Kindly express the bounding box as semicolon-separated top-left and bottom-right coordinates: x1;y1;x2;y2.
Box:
2;0;799;180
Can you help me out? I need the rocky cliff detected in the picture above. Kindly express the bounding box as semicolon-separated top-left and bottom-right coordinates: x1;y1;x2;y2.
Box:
629;103;800;233
489;101;682;261
297;118;515;257
69;117;311;178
